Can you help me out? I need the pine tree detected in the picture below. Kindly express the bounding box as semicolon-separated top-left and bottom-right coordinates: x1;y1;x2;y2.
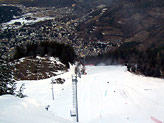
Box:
0;54;16;96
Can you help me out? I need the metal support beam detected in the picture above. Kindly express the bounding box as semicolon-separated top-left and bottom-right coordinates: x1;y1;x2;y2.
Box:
71;75;79;122
51;78;56;100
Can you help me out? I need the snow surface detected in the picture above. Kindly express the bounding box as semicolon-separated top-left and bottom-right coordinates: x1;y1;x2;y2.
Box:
0;95;73;123
1;65;164;123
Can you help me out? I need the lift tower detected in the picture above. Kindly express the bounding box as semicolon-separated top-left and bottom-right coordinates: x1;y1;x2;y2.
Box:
70;75;79;122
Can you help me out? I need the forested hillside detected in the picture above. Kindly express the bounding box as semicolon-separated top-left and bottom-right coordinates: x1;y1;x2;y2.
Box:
80;0;164;77
13;41;77;68
0;6;22;24
0;0;76;7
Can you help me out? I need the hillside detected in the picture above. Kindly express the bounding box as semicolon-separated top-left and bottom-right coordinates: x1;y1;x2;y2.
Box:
77;0;164;77
0;0;164;78
10;41;77;80
0;6;22;24
0;0;76;7
12;56;68;80
78;0;164;49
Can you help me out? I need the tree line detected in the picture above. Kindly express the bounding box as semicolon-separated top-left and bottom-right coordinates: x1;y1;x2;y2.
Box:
13;41;77;68
84;42;164;78
0;54;26;97
0;54;16;96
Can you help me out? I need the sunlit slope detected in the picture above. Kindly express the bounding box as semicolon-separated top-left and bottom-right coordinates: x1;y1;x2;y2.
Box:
78;66;164;123
0;95;74;123
15;65;164;123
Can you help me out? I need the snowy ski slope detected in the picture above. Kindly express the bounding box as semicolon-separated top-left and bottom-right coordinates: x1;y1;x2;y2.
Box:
1;65;164;123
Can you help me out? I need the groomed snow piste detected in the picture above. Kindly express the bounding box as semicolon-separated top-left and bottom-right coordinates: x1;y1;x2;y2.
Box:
1;65;164;123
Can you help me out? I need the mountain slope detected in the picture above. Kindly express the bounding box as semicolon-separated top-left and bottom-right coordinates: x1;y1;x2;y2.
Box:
78;0;164;49
14;65;164;123
0;6;22;24
77;0;164;77
0;0;76;7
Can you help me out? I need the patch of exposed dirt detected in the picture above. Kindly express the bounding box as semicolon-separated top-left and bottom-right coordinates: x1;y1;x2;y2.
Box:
12;56;68;80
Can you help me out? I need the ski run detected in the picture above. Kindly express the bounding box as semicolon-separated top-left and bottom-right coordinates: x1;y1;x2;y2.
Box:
0;65;164;123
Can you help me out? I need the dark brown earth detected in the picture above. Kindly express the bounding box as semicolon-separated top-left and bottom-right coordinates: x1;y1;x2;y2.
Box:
12;56;67;80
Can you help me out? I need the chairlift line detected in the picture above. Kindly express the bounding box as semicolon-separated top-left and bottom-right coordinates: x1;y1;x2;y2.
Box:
71;75;79;122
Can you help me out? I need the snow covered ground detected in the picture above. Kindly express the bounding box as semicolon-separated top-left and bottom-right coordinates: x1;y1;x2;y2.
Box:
1;65;164;123
0;95;73;123
78;66;164;123
1;13;54;30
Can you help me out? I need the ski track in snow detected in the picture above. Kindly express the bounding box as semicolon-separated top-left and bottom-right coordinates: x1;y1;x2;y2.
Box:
5;65;164;123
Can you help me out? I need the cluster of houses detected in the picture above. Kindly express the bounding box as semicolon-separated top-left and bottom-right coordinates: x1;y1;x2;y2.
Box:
0;4;118;60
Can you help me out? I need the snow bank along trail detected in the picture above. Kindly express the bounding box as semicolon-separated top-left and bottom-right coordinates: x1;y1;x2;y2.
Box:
0;95;74;123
